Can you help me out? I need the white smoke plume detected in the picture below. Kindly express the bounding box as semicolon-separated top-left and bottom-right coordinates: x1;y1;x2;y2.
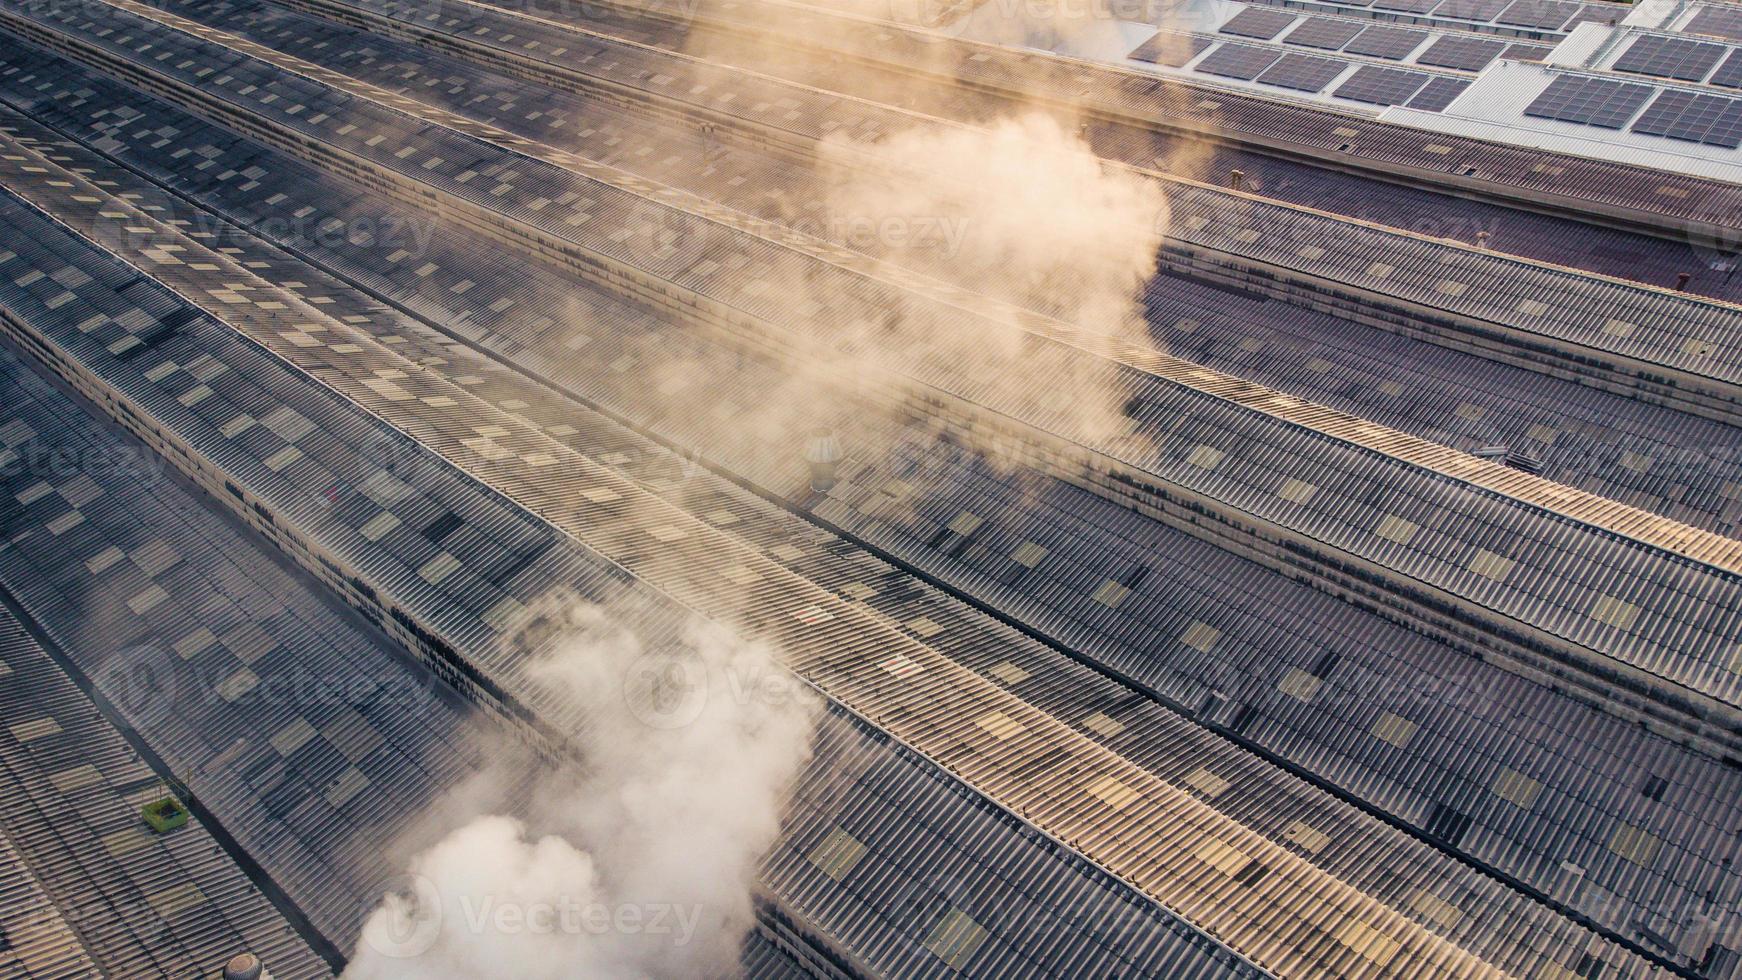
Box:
754;109;1169;447
819;110;1167;338
344;599;820;980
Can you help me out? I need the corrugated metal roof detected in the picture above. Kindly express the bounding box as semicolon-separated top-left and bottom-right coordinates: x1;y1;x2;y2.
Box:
18;0;1738;735
0;119;1668;976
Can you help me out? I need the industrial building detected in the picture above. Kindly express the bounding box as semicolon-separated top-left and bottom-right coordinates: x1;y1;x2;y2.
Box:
0;0;1736;974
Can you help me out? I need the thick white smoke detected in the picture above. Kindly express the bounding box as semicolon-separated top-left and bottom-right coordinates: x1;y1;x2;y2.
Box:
820;110;1167;338
345;600;819;980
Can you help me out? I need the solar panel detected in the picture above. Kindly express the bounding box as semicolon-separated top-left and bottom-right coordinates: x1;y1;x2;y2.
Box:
1405;76;1471;110
1502;43;1554;62
1611;35;1727;81
1255;53;1348;92
1219;7;1298;39
1496;0;1576;30
1431;0;1509;20
1373;0;1441;14
1687;6;1742;42
1195;43;1284;80
1283;17;1365;50
1333;65;1430;104
1128;32;1213;67
1415;35;1508;70
1523;74;1654;129
1344;26;1428;60
1710;49;1742;88
1631;88;1742;147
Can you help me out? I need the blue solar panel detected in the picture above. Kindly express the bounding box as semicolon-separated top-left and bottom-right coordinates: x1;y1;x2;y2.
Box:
1502;43;1554;62
1406;76;1471;111
1219;7;1298;38
1128;32;1213;67
1195;43;1284;80
1711;49;1742;88
1524;74;1654;129
1631;88;1742;148
1612;35;1727;82
1333;65;1430;105
1688;5;1742;41
1415;35;1507;70
1344;26;1428;60
1256;53;1348;92
1282;17;1365;49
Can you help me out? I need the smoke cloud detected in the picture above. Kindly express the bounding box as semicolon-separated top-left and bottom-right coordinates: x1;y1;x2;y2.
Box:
656;0;1179;455
345;599;820;979
819;110;1167;339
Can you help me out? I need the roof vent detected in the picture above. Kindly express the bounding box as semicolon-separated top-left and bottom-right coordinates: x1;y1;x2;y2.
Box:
804;427;842;492
1472;446;1542;474
223;953;268;980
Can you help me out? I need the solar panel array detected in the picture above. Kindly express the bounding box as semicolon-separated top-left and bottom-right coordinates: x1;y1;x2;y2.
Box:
1523;74;1654;128
1195;42;1282;80
1128;31;1212;67
1712;48;1742;88
1501;42;1554;61
1687;4;1742;42
1612;34;1728;81
1406;75;1472;110
1218;6;1297;38
1333;64;1430;104
1233;0;1614;30
1254;52;1348;92
1631;88;1742;147
1280;16;1363;48
1343;25;1428;59
1415;34;1508;70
